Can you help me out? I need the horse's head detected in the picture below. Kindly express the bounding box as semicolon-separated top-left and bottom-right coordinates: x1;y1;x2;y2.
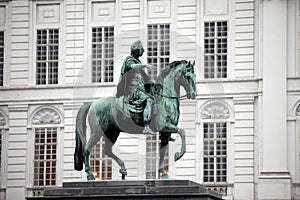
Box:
179;60;197;99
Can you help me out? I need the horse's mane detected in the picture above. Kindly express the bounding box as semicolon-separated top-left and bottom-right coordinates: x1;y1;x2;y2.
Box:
157;60;188;82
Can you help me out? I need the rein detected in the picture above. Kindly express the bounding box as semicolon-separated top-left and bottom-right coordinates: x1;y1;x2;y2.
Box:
153;90;188;100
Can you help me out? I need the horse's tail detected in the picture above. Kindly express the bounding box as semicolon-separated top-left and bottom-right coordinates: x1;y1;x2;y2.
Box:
74;102;92;171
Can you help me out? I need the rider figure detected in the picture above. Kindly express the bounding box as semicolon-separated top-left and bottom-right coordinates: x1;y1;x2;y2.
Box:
117;40;156;135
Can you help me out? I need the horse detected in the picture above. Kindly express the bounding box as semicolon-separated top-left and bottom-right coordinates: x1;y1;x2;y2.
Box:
74;60;197;180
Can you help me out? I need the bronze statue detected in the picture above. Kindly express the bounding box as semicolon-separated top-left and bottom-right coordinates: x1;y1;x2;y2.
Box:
74;40;197;180
116;40;156;135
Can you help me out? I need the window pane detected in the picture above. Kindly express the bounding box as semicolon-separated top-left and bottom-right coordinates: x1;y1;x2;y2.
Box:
203;123;227;183
204;21;227;79
34;128;57;186
147;24;170;79
36;29;59;85
91;27;114;83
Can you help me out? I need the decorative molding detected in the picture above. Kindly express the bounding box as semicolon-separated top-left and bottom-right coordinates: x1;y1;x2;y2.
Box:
296;104;300;116
32;108;61;124
37;3;60;24
148;0;170;19
201;102;230;119
0;112;5;126
92;1;115;22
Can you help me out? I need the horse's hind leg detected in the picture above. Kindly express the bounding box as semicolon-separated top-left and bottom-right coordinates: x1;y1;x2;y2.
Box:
83;132;101;180
103;130;127;179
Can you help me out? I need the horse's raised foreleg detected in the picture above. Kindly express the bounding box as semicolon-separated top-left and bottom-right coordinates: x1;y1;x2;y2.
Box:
161;123;186;162
103;131;127;180
84;133;101;180
159;132;170;179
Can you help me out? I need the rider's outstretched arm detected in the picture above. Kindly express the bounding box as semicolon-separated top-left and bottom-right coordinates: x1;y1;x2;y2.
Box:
131;64;157;70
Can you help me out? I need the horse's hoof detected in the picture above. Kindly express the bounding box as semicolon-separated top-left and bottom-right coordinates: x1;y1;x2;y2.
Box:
87;174;95;180
174;152;181;161
119;168;127;176
161;173;170;179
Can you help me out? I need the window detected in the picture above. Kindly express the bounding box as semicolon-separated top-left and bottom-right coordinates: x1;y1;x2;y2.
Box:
0;129;2;171
203;122;227;183
146;134;169;179
90;137;112;180
0;31;3;86
34;128;57;186
36;29;59;85
204;21;227;79
147;24;170;78
91;27;114;83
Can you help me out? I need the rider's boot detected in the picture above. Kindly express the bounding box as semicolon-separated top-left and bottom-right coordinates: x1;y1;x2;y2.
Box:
143;125;156;135
143;98;156;135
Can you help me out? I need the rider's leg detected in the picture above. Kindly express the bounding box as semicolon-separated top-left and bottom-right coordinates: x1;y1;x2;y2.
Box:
143;97;156;135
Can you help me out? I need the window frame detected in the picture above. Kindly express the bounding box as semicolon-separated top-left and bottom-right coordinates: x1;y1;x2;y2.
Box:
0;2;10;87
91;26;115;83
27;107;63;189
85;0;121;86
147;24;171;79
197;0;234;80
202;122;227;183
196;100;234;196
203;21;228;79
35;29;60;85
30;1;65;86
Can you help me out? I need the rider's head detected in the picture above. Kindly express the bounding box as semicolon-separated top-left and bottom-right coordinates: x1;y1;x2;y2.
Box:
131;40;144;58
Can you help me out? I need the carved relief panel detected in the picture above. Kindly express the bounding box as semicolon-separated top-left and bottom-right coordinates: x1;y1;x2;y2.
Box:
147;0;171;19
36;3;60;24
32;108;61;124
92;1;115;22
201;102;230;119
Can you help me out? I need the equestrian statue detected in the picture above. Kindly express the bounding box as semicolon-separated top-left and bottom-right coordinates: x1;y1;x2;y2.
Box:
74;40;197;180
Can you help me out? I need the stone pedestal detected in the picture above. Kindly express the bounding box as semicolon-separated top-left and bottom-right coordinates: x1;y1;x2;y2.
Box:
26;180;223;200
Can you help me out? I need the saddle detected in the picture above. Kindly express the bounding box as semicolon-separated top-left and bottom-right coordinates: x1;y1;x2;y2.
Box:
115;96;146;126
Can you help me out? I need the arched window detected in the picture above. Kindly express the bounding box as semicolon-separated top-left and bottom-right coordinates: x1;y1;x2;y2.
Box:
31;108;61;187
199;101;231;196
296;104;300;116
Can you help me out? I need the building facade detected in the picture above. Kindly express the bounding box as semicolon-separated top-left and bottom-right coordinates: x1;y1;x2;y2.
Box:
0;0;299;199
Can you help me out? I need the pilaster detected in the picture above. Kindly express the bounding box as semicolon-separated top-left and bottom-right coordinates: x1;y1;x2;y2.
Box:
258;0;291;199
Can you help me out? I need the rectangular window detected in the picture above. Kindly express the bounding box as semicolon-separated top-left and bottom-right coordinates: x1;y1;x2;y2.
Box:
34;128;57;186
146;134;169;179
36;29;59;85
91;27;114;83
147;24;170;78
90;137;112;180
204;21;227;79
0;31;4;86
203;123;227;183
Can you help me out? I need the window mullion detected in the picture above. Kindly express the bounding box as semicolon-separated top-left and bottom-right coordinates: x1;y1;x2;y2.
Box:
214;22;217;79
43;128;47;186
101;27;105;83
